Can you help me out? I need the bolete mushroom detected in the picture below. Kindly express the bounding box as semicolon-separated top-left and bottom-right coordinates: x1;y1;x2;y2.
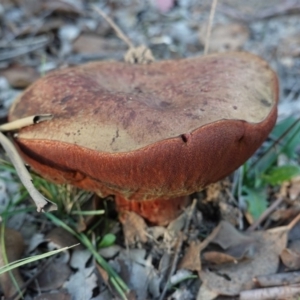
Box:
8;52;278;225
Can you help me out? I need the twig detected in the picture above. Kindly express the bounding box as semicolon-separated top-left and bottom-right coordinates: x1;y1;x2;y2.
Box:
92;5;134;49
247;197;284;232
240;284;300;300
204;0;218;55
0;114;52;132
92;5;154;64
0;114;56;212
159;199;197;300
0;131;57;212
254;271;300;287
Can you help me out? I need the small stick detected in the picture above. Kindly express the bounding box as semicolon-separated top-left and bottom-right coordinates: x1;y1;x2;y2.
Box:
204;0;218;55
92;5;134;49
0;114;53;132
240;284;300;300
254;271;300;287
159;199;197;300
92;5;154;64
0;132;57;212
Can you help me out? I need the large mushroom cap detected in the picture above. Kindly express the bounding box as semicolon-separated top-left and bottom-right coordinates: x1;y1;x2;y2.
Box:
9;52;278;202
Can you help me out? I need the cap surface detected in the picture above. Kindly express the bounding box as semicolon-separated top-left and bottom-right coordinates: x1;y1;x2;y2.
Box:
9;52;278;201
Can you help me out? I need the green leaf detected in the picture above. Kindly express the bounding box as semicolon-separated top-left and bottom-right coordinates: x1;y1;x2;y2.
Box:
263;165;300;186
99;233;116;248
243;187;268;220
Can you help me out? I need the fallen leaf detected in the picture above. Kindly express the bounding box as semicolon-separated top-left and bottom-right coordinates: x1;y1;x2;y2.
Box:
0;227;25;298
208;221;256;253
281;239;300;270
205;183;222;202
64;249;97;300
179;240;202;272
116;249;161;300
119;211;148;245
196;284;219;300
32;259;72;291
199;225;288;296
281;247;300;270
203;251;238;265
46;227;79;248
99;244;121;259
169;285;194;300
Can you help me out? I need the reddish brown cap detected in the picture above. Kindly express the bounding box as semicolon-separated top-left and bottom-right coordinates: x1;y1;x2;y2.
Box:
9;52;278;203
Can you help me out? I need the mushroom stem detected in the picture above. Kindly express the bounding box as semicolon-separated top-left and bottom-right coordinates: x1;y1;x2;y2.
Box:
115;195;191;225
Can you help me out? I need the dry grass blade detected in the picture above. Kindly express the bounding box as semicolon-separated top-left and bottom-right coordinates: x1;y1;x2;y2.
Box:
204;0;218;55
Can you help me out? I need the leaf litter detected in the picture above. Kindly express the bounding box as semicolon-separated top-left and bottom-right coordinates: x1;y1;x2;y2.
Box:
1;0;300;299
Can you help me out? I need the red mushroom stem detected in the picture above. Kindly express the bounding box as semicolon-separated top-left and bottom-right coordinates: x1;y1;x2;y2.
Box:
115;195;191;225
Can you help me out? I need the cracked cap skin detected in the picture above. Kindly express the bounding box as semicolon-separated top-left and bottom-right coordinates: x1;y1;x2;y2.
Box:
9;52;278;223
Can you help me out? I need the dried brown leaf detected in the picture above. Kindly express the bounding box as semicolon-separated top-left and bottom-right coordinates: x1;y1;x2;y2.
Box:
205;182;222;202
281;240;300;270
199;226;288;296
179;240;202;272
203;251;237;265
46;227;78;248
0;227;24;298
281;248;300;270
119;211;148;245
96;263;109;286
